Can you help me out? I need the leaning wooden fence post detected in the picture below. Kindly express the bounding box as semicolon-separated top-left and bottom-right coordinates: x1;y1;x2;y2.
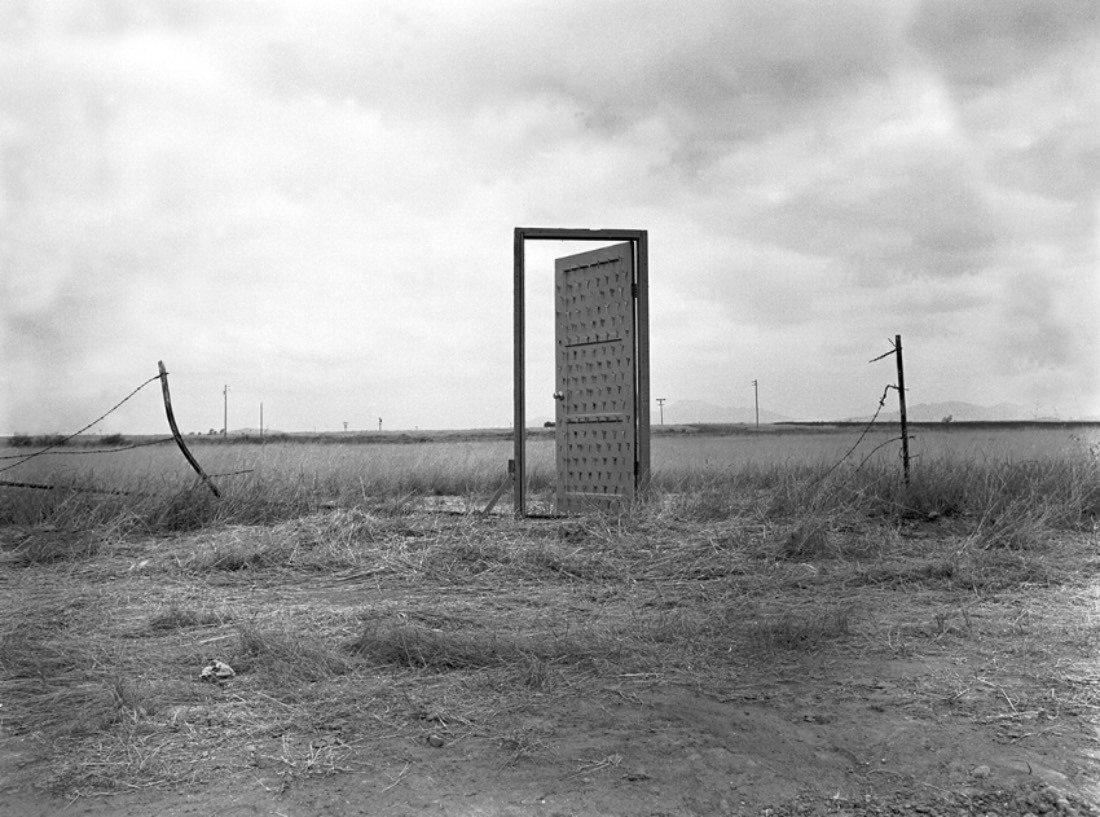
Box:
894;335;911;488
158;361;220;497
481;459;515;517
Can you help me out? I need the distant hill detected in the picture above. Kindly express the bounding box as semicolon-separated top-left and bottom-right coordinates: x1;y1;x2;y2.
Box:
661;400;793;425
843;401;1071;423
657;399;1094;425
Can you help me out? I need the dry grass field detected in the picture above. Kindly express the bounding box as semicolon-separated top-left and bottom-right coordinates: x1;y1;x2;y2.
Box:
2;424;1099;816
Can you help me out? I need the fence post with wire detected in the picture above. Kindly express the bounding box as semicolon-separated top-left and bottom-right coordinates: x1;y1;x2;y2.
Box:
1;361;240;498
158;361;220;497
811;336;914;492
868;335;912;487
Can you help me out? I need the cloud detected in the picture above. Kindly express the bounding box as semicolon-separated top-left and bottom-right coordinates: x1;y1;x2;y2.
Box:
974;63;1100;202
910;1;1100;205
909;0;1100;89
236;0;912;173
994;263;1089;367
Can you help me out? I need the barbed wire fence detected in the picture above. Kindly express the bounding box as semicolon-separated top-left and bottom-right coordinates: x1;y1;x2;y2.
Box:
5;347;917;506
812;335;914;490
0;361;250;499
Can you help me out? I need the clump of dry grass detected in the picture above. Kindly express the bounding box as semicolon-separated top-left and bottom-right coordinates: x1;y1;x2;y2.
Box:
409;530;622;582
0;595;103;681
232;621;353;685
176;508;451;576
0;603;143;742
180;529;298;572
778;519;832;560
346;620;522;670
145;604;230;633
958;547;1066;590
5;528;102;565
0;501;150;566
746;604;855;653
344;618;615;675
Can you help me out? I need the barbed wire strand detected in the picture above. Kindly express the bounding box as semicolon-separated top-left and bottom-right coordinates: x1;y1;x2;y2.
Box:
206;469;254;478
811;384;895;487
0;479;159;498
0;436;175;460
852;435;905;474
0;373;163;475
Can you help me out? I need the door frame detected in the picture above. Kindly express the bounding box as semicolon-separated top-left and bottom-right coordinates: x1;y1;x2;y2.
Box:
513;227;649;517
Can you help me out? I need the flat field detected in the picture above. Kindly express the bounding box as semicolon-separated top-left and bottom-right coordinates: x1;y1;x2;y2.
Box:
3;422;1097;504
1;424;1099;816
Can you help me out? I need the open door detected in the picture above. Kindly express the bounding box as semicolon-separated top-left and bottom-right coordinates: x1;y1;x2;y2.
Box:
554;242;638;512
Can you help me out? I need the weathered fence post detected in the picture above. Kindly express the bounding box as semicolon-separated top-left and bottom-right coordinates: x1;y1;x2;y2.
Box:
894;335;911;487
158;361;220;497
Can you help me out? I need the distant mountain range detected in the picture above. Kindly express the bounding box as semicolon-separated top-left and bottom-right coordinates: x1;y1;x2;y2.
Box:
658;400;1097;425
843;401;1097;423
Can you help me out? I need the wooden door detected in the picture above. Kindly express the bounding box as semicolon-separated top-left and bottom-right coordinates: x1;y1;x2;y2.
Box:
554;242;637;512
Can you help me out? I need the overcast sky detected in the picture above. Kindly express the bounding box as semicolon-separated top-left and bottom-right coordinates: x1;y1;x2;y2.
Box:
2;0;1098;434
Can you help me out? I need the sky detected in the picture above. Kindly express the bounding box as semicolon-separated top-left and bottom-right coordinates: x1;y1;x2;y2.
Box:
2;0;1098;434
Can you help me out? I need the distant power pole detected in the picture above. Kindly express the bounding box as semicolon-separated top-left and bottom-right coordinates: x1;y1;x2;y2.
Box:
752;380;759;428
378;417;382;432
223;385;229;438
656;398;666;425
260;402;264;442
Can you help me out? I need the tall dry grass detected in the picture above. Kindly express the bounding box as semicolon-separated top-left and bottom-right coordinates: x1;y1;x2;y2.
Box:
1;429;1097;543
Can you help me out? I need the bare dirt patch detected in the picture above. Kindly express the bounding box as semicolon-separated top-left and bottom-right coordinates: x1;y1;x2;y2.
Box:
2;509;1099;816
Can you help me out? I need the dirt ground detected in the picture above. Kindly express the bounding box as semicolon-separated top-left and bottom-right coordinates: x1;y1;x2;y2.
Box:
2;511;1099;816
5;659;1099;816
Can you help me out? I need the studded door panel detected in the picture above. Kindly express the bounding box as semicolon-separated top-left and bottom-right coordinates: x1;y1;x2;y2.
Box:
555;243;636;512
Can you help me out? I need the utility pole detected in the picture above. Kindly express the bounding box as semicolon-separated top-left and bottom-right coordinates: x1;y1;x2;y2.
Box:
223;385;229;438
656;398;666;425
260;402;264;442
752;380;759;429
